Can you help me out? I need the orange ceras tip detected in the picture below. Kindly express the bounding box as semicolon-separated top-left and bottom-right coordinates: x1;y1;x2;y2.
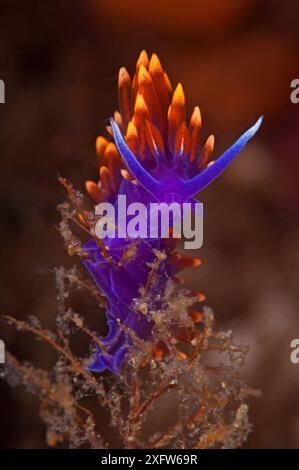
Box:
133;93;151;129
145;120;165;162
95;136;108;161
172;82;186;107
149;53;163;76
126;120;140;155
80;50;262;375
168;83;186;151
77;211;90;229
137;64;162;130
120;169;134;182
131;50;150;104
176;350;188;360
174;122;191;159
173;276;185;285
163;71;173;95
85;180;102;203
113;110;123;130
136;49;150;70
118;67;132;128
194;291;206;302
153;342;168;361
169;253;202;272
149;53;170;123
103;142;120;173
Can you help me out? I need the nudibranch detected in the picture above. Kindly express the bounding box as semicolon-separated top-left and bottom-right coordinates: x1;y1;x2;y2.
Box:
82;50;262;373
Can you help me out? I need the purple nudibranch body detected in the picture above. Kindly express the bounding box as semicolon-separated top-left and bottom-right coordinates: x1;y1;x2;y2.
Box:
82;51;262;373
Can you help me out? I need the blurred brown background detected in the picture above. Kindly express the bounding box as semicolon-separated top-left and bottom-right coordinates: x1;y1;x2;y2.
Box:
1;0;299;448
